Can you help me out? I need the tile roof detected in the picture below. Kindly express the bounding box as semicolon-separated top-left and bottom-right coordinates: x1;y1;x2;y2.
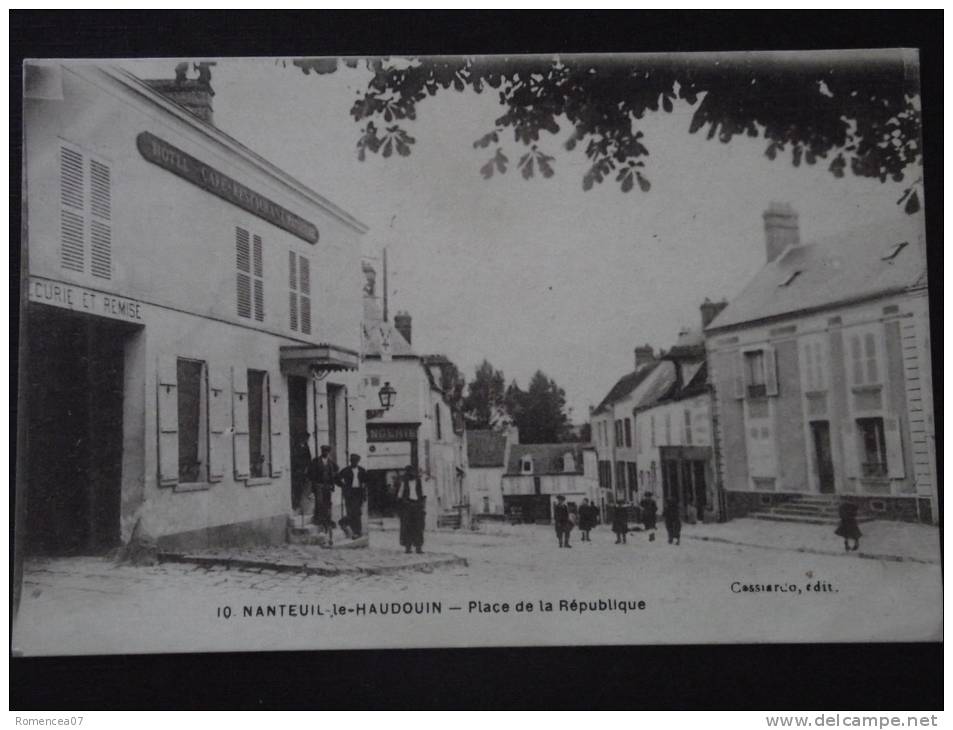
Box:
362;320;414;357
505;444;585;476
707;216;926;331
466;429;508;468
592;362;660;415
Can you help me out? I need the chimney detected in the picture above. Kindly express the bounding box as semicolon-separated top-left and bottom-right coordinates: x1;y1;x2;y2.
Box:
700;297;729;328
634;344;655;370
394;310;412;345
763;202;799;263
145;61;216;125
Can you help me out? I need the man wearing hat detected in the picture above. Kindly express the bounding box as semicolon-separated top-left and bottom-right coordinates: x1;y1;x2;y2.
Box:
308;445;338;543
554;495;573;549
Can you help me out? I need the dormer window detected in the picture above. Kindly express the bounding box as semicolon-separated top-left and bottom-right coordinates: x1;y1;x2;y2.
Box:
881;241;909;261
521;456;533;474
563;452;576;472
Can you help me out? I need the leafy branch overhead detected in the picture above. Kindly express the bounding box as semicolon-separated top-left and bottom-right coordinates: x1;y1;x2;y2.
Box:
293;53;923;209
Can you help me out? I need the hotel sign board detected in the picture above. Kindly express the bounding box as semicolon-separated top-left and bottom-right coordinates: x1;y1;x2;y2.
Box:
136;131;320;244
29;276;145;324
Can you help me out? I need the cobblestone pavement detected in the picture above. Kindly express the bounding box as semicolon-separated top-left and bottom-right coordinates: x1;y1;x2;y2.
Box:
14;521;941;656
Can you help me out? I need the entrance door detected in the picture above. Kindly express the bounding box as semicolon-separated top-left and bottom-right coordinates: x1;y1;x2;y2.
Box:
811;421;835;494
287;375;309;508
26;307;129;554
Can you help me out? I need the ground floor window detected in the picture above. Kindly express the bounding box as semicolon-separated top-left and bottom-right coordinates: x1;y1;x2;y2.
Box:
857;417;887;478
247;369;271;478
177;358;207;483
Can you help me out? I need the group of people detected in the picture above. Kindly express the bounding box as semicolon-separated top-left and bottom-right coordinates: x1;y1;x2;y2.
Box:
294;442;426;553
555;492;686;549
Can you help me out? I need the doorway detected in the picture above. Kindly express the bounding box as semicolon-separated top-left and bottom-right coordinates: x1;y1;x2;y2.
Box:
287;375;309;508
25;306;132;554
811;421;835;494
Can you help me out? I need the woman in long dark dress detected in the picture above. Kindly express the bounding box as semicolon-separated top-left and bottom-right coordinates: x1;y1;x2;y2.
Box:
611;501;628;544
835;500;861;552
639;492;658;542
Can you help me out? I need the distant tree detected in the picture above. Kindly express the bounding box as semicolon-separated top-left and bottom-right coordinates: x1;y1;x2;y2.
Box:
292;52;923;213
504;370;571;444
431;358;466;412
463;359;507;429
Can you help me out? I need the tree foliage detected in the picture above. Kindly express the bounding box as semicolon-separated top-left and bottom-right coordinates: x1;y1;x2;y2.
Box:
463;359;507;429
293;52;923;212
504;371;571;444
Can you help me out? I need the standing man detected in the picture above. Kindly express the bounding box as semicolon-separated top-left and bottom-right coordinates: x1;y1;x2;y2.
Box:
639;491;659;542
554;495;572;549
308;445;338;544
336;453;368;539
397;464;426;554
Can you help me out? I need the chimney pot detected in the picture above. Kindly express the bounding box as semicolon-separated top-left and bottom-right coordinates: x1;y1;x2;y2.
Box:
394;310;412;345
763;202;799;263
700;297;729;328
634;344;655;370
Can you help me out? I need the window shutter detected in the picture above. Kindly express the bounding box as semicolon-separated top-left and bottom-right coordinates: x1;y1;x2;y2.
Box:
89;159;111;279
842;422;860;479
236;227;251;319
232;367;250;480
299;255;311;335
884;417;905;479
60;146;85;272
733;351;745;399
764;346;779;396
253;234;264;322
207;366;229;482
269;386;283;478
157;355;179;487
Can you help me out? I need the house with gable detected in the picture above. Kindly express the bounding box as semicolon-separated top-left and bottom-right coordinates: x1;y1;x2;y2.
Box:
500;443;597;524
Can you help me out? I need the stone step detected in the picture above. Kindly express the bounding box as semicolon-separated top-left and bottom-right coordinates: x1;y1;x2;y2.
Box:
770;505;841;516
748;511;877;525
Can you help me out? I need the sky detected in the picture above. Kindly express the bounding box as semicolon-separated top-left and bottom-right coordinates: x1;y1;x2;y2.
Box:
124;55;920;421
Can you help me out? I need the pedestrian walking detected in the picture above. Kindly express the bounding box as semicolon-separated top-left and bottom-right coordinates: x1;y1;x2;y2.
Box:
554;495;573;548
336;453;368;539
578;498;596;542
663;498;682;545
611;501;628;544
397;465;426;554
834;500;862;552
308;445;338;545
639;492;658;542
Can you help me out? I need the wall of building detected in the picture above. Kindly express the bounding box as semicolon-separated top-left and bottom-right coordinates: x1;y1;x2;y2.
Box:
502;473;598;499
635;393;713;496
468;466;505;514
707;291;934;521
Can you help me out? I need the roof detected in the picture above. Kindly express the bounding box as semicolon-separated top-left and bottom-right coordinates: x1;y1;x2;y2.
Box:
505;444;585;476
707;216;926;331
592;362;659;415
467;430;508;468
362;320;414;358
631;361;678;411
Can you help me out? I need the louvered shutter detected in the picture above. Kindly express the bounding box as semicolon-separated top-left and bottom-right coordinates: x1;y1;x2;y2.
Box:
236;227;252;318
764;346;779;396
299;255;311;335
232;367;250;480
842;421;860;479
60;146;85;272
884;417;905;479
733;351;745;399
270;384;283;478
253;234;264;321
207;366;229;482
89;159;111;279
289;251;298;331
157;355;179;486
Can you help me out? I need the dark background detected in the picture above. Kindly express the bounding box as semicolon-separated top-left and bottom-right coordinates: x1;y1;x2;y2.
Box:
9;10;942;710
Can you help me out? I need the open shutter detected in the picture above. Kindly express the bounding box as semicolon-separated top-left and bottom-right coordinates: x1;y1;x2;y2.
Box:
884;417;905;479
157;355;179;486
269;384;283;478
207;366;229;482
764;346;779;396
232;367;250;480
733;351;745;399
842;421;860;479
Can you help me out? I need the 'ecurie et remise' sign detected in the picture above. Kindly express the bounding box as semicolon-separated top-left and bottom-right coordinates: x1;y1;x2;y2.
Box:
29;276;145;324
136;132;320;244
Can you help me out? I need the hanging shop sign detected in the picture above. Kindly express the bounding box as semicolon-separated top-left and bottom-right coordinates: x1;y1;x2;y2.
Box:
136;131;319;244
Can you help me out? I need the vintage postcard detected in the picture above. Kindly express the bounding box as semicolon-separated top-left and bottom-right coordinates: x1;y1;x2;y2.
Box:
13;50;940;656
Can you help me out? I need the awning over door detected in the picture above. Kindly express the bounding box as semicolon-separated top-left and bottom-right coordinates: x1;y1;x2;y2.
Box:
279;343;360;377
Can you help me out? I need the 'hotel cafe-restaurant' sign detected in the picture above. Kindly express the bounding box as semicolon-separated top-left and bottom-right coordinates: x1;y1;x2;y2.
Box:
136;131;320;244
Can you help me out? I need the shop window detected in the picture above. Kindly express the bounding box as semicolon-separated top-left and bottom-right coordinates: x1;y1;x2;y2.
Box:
289;251;312;334
59;144;112;279
247;369;271;478
177;359;208;483
236;227;264;322
857;417;887;478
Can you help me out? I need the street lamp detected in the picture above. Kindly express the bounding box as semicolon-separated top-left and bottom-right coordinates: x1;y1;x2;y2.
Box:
378;381;396;410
